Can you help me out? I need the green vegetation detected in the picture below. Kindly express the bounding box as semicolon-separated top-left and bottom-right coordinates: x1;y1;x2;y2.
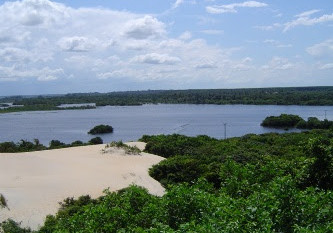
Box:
0;138;103;153
2;130;333;232
262;114;333;130
102;141;141;155
88;137;104;145
0;194;7;209
1;86;333;113
0;104;95;114
88;124;113;135
261;114;303;128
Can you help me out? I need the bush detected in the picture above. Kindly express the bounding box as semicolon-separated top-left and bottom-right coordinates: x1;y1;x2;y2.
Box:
49;140;66;149
0;193;7;209
89;137;103;145
0;219;32;233
88;124;113;135
103;141;141;155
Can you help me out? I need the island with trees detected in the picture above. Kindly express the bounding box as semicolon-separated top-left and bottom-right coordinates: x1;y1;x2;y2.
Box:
88;125;113;135
261;114;333;130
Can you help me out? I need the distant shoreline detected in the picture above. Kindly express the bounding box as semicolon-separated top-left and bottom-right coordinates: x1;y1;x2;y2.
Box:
1;86;333;114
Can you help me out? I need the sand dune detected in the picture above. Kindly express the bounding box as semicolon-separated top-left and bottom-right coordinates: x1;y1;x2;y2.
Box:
0;142;164;230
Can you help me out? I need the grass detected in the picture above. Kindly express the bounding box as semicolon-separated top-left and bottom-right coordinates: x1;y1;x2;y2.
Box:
102;141;141;155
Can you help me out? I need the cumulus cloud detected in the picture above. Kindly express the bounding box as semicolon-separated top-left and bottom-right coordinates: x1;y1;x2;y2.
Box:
58;37;97;52
123;15;166;40
284;10;333;32
195;63;217;69
0;0;69;27
206;1;267;14
132;53;181;65
262;57;295;71
179;31;192;40
0;65;63;81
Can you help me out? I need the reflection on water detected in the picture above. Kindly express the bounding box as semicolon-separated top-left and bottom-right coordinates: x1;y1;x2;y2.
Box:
0;104;332;145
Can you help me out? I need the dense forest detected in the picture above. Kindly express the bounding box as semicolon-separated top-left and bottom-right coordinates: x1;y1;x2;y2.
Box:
1;86;333;113
262;114;333;130
2;130;333;232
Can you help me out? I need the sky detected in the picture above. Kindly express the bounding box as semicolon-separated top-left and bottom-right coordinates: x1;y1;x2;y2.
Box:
0;0;332;96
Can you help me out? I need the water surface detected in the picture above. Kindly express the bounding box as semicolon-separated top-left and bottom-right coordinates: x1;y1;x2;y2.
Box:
0;104;332;145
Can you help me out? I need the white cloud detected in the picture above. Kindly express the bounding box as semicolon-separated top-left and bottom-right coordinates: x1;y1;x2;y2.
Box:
262;57;295;71
284;10;333;32
306;39;333;58
195;63;217;69
172;0;184;9
264;40;292;48
295;9;321;18
0;0;69;27
200;29;224;35
123;15;166;40
319;63;333;70
132;53;181;65
254;23;281;31
0;65;63;81
58;37;97;52
206;1;267;14
179;31;192;40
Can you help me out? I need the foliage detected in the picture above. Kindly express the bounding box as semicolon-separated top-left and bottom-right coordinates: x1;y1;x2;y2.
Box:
0;137;103;153
0;193;7;209
261;114;303;128
0;219;32;233
49;140;65;149
103;141;141;155
88;124;113;135
2;86;333;114
0;139;46;153
300;137;333;190
88;137;103;145
261;114;333;130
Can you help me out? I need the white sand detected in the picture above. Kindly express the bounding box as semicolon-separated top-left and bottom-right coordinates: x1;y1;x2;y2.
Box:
0;142;164;230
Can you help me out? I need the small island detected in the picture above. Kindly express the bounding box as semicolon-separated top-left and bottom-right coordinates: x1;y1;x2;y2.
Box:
88;124;114;135
261;114;333;130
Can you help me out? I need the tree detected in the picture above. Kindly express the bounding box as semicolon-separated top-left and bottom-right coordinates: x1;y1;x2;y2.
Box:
301;138;333;190
89;137;103;145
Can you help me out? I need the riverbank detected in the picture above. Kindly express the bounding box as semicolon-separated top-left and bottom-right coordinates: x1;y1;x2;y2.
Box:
0;142;164;230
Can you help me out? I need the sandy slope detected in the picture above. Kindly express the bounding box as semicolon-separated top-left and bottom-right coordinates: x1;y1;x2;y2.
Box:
0;142;164;230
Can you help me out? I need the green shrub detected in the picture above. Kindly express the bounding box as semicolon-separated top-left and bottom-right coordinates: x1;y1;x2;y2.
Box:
0;193;7;209
89;137;103;145
88;124;113;134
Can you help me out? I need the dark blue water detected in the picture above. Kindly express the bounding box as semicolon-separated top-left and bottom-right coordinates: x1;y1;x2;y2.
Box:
0;104;332;145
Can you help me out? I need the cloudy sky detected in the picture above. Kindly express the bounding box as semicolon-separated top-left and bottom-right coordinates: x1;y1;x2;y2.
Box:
0;0;332;96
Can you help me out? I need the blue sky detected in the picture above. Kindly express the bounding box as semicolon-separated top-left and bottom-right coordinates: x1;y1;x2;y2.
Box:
0;0;332;95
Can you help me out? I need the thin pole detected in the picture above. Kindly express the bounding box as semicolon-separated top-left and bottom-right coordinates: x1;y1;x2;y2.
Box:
224;123;227;139
324;110;327;120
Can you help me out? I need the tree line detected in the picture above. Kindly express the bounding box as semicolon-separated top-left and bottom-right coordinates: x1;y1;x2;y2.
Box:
1;86;333;113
